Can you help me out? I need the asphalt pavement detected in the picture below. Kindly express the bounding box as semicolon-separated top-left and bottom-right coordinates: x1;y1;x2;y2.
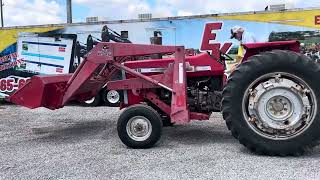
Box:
0;105;320;180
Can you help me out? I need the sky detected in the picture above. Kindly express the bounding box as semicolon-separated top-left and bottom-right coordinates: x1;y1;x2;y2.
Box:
1;0;320;26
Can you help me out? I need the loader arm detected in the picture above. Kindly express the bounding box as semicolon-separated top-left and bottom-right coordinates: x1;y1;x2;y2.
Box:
8;43;190;123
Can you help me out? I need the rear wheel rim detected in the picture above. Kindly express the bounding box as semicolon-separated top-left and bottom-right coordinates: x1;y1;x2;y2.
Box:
126;116;152;141
242;72;317;140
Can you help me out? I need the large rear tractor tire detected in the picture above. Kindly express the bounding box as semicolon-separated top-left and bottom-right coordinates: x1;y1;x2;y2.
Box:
117;105;163;148
222;50;320;156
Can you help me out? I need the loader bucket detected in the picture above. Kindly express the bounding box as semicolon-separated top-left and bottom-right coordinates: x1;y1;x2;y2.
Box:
9;74;72;110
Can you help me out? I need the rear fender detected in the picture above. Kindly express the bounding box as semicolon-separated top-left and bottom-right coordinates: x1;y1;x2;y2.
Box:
242;41;300;62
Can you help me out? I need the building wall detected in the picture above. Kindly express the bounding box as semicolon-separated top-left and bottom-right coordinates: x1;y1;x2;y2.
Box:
0;8;320;97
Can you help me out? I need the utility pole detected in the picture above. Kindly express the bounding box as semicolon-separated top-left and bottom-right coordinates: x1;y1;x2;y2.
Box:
66;0;72;23
0;0;3;27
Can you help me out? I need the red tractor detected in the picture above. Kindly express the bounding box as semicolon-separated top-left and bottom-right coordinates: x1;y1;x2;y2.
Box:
8;26;320;156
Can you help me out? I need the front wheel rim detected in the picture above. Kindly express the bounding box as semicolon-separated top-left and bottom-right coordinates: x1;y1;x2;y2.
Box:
126;116;152;141
243;72;317;140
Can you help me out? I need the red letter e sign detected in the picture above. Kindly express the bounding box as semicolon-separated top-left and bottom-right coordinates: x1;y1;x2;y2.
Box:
201;22;232;58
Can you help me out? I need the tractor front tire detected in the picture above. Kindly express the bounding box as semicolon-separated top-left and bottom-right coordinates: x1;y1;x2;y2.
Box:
222;50;320;156
117;105;163;148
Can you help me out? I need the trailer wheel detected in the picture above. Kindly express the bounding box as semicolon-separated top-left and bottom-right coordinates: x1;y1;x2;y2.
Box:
103;90;122;107
222;50;320;156
117;105;163;148
82;93;102;107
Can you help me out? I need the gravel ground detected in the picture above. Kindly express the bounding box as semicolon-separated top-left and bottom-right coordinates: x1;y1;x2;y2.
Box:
0;104;320;180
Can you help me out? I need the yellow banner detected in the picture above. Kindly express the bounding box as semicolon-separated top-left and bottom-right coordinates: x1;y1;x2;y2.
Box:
217;9;320;29
0;26;64;52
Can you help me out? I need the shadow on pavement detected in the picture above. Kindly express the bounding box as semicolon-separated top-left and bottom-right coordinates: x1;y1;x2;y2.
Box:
162;124;235;146
30;120;111;143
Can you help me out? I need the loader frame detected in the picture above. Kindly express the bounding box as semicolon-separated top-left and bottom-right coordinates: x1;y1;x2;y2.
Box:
9;43;212;124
